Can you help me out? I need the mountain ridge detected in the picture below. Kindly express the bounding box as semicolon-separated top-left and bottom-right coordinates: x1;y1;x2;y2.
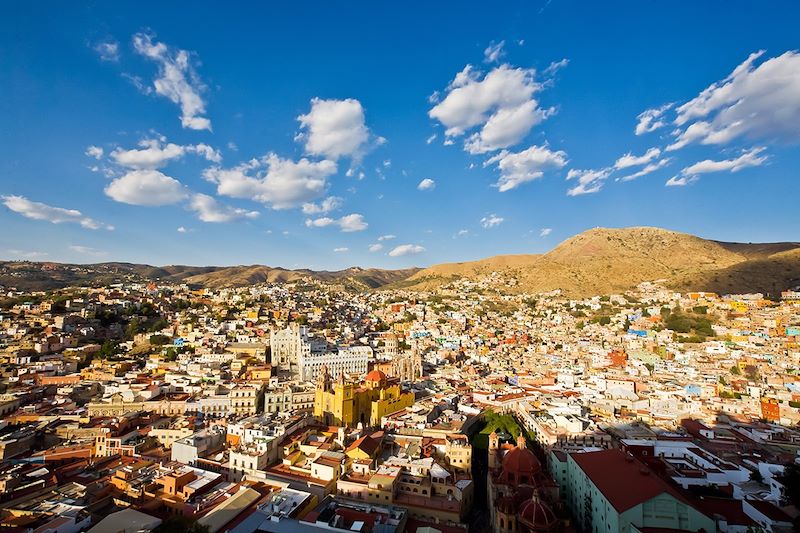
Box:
0;261;421;291
2;226;799;296
396;226;800;297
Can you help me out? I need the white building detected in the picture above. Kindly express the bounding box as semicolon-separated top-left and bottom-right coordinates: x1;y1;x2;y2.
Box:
298;346;371;381
270;324;311;372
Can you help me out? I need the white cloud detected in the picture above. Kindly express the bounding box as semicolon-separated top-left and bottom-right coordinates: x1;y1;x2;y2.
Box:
337;213;368;232
388;244;426;257
618;158;671;182
69;245;107;257
5;249;48;260
94;40;119;62
543;58;569;76
429;64;552;153
105;169;188;206
368;243;383;252
2;195;113;230
480;214;504;228
189;193;259;223
297;98;371;161
203;154;337;209
634;103;673;135
672;147;767;185
86;145;104;160
565;167;612;196
456;229;469;237
378;234;395;241
665;175;697;187
483;40;505;63
305;217;336;228
417;178;436;191
110;138;221;169
333;247;349;253
426;133;437;145
614;147;661;169
539;227;552;237
302;196;343;215
177;226;189;233
305;213;367;232
132;33;211;130
668;51;800;149
485;144;567;191
465;100;550;154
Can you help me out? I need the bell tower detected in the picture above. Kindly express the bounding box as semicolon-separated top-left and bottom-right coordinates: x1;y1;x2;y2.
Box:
488;430;500;469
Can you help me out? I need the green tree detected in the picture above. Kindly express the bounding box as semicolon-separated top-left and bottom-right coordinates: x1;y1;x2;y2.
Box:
149;334;170;346
126;317;143;339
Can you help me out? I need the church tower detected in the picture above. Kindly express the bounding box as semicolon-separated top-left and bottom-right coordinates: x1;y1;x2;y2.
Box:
488;430;500;469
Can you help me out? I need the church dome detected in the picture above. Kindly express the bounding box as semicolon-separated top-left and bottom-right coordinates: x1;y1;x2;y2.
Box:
499;446;541;486
518;495;558;531
364;370;386;388
365;370;387;382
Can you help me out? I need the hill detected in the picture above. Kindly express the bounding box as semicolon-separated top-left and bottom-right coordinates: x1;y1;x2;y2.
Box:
398;227;800;297
3;227;798;296
0;261;420;291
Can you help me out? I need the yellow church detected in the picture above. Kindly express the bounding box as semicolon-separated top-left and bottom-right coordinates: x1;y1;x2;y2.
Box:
314;368;415;427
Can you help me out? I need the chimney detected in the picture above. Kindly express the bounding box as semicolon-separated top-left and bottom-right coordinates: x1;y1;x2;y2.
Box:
517;434;526;449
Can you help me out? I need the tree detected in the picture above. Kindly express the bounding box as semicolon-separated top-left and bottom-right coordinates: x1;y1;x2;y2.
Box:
96;340;119;360
149;334;170;346
731;365;741;375
126;317;143;339
149;318;169;332
779;462;800;508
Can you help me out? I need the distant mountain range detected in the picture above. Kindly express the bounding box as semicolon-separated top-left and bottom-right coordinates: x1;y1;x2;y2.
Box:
0;261;421;292
2;227;799;296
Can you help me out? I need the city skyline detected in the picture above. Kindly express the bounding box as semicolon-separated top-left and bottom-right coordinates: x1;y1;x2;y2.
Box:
3;1;800;269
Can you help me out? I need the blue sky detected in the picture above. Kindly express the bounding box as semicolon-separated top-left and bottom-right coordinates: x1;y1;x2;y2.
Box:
2;1;799;269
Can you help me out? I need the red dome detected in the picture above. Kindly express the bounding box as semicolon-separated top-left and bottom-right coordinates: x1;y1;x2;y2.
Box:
365;370;387;382
518;497;558;530
502;447;541;476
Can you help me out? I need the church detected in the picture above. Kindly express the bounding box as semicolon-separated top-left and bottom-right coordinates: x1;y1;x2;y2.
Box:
313;368;415;427
487;431;563;533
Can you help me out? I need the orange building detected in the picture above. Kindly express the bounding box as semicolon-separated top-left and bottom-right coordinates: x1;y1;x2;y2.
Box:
760;398;780;422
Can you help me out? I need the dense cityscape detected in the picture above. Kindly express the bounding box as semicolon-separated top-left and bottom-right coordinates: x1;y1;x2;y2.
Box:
0;266;799;533
4;3;800;532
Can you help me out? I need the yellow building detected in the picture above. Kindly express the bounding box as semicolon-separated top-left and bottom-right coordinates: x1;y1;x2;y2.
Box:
314;368;414;427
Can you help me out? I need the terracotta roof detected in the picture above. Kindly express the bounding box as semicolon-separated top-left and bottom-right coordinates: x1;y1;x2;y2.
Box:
366;369;387;382
346;435;380;456
695;497;754;526
747;499;793;522
570;449;695;514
